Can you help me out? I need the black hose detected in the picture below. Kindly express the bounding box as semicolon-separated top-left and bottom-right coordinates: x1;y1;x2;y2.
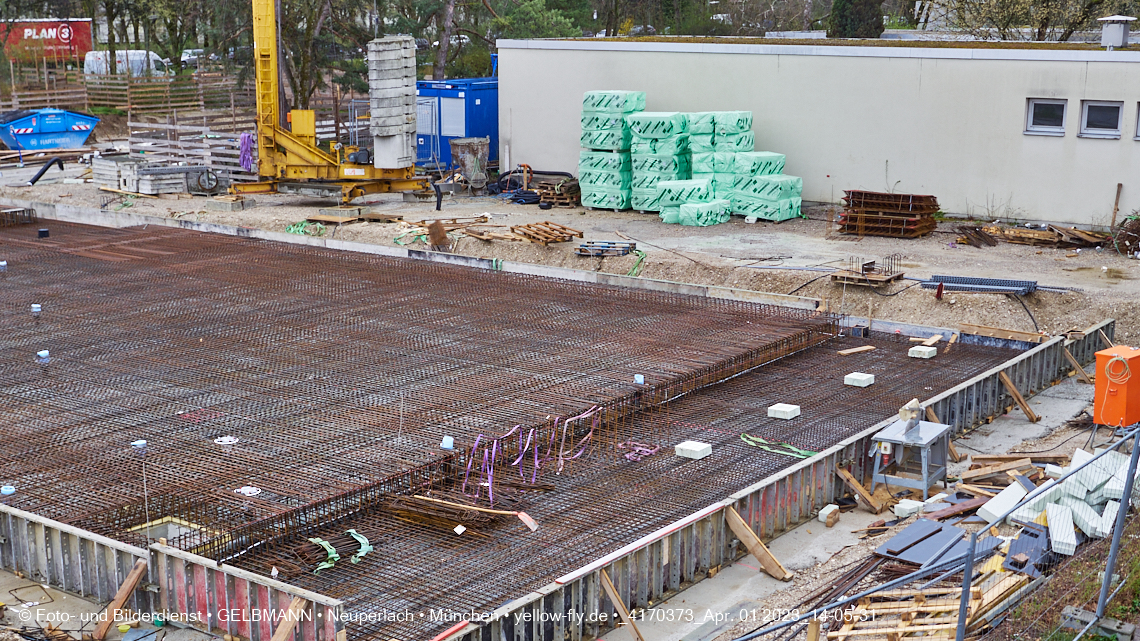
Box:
496;168;574;192
26;158;64;186
432;182;442;211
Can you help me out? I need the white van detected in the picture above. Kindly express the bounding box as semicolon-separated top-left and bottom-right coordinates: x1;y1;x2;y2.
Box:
83;50;171;76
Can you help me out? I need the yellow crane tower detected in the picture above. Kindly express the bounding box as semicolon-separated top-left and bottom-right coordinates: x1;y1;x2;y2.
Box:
234;0;428;203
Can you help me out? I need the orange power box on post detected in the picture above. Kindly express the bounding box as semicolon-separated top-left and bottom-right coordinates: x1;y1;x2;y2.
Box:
1094;345;1140;427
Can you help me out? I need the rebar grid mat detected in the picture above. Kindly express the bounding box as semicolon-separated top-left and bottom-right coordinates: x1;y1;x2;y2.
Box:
0;208;37;227
231;332;1018;641
0;222;833;553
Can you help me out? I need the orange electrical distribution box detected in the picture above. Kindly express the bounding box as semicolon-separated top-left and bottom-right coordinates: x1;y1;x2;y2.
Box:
1094;345;1140;427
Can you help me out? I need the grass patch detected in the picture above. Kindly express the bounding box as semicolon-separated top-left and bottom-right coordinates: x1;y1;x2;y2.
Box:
88;106;126;116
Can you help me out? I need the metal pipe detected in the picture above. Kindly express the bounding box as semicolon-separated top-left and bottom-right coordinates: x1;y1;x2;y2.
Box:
26;157;64;185
954;533;977;641
1096;428;1140;618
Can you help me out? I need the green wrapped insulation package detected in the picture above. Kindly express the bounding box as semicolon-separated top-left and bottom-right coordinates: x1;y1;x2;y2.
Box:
688;112;717;135
678;199;732;226
659;207;682;224
631;189;664;212
632;168;689;192
579;169;632;190
690;134;715;153
625;112;689;139
730;196;803;222
582;90;646;113
581;112;628;131
656;179;713;206
579;150;632;172
692;151;736;174
734;151;786;176
582;188;632;210
632;153;690;174
630;134;690;155
733;174;803;201
691;172;734;198
713;111;753;134
581;127;632;152
714;131;754;152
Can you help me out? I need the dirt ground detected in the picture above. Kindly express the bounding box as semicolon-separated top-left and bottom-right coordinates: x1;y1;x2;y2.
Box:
9;180;1138;342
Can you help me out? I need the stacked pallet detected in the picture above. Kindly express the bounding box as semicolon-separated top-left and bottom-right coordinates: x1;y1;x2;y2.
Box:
579;91;644;211
627;112;691;212
839;190;940;238
92;155;144;190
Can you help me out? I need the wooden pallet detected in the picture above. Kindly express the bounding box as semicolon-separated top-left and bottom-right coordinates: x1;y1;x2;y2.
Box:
536;186;581;208
574;241;635;257
306;214;359;225
510;221;584;246
830;269;905;287
359;212;404;223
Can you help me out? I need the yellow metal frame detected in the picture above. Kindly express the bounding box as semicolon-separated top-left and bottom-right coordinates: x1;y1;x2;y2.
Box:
247;0;426;202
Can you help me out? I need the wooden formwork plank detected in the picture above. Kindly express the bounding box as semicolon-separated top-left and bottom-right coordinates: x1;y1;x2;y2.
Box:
599;569;646;641
725;507;793;581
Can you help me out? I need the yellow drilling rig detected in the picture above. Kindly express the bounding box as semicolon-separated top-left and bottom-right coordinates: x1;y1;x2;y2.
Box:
234;0;428;203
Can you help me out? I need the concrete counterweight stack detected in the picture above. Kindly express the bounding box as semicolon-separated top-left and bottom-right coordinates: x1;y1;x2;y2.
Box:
368;36;417;169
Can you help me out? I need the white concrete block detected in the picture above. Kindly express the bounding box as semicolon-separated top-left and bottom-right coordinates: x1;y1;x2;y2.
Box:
1045;464;1067;479
818;504;840;523
980;483;1028;523
894;499;924;518
768;403;801;420
922;502;950;513
1103;472;1127;501
1058;496;1104;538
675;440;712;460
908;345;937;359
924;492;949;505
1046;503;1077;555
1100;500;1121;538
844;372;875;387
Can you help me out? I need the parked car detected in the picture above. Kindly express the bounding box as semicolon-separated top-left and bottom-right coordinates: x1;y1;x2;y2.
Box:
181;48;204;66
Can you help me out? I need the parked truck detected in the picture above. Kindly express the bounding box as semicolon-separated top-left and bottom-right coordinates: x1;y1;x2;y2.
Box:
82;50;171;76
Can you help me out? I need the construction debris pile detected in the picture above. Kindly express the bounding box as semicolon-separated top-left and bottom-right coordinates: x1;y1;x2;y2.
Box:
806;442;1139;641
978;224;1112;248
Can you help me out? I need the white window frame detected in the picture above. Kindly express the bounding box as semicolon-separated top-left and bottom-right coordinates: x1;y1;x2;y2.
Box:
1025;98;1067;136
1134;103;1140;141
1079;100;1123;139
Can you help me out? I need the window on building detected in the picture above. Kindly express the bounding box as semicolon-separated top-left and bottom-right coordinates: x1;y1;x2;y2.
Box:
1080;101;1123;139
1025;99;1066;136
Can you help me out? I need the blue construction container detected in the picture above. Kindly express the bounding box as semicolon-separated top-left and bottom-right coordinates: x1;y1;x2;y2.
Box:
0;108;100;151
415;77;498;169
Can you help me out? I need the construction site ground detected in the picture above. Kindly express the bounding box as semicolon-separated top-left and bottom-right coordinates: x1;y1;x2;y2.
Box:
606;370;1100;641
4;176;1136;341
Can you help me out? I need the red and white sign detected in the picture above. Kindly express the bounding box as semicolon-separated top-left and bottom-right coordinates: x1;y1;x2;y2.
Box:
2;19;93;61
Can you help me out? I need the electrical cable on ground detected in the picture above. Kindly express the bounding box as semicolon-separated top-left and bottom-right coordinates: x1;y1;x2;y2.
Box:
1008;428;1095;455
870;281;923;297
1007;294;1040;332
787;273;831;295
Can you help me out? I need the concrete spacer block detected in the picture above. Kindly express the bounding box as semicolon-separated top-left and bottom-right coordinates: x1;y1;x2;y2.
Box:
980;483;1028;523
894;499;924;519
1045;464;1067;479
818;504;840;523
675;440;712;460
844;372;875;387
908;345;937;359
768;403;801;420
1046;503;1077;556
924;492;948;505
1058;495;1104;538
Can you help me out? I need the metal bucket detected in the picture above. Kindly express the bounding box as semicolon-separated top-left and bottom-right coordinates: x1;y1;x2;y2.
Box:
449;136;489;188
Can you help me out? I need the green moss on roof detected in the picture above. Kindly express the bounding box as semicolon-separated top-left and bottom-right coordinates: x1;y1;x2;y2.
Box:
555;36;1105;50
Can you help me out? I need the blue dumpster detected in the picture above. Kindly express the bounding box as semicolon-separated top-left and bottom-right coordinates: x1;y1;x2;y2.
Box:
0;108;100;151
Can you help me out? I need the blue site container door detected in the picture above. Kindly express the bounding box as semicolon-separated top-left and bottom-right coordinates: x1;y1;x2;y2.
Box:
415;77;498;169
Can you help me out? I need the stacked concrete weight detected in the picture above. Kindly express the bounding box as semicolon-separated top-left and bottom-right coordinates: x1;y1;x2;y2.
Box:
368;36;417;169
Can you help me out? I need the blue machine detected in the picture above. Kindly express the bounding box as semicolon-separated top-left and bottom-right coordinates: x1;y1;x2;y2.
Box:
0;108;100;151
415;77;498;169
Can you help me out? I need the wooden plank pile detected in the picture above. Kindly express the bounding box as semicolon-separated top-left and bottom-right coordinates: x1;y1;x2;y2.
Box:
980;225;1111;248
838;190;940;239
535;179;581;208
